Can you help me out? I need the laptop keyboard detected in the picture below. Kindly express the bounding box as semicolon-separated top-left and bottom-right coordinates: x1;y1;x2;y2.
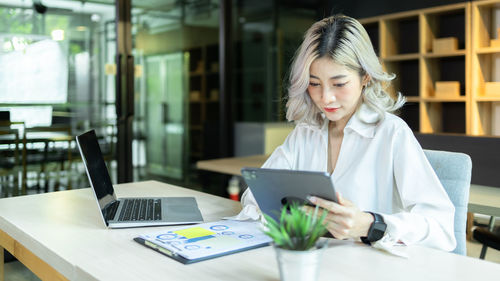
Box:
117;199;162;221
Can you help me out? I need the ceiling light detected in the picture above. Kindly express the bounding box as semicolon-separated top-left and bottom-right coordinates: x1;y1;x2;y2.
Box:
51;29;64;41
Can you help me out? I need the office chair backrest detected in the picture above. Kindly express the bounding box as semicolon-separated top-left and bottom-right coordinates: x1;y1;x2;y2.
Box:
424;149;472;255
0;111;10;122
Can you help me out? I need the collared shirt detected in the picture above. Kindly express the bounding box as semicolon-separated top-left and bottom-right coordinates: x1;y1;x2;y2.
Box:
241;103;456;251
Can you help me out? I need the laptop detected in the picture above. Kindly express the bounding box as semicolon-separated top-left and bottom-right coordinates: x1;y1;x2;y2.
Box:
76;130;204;228
241;167;338;221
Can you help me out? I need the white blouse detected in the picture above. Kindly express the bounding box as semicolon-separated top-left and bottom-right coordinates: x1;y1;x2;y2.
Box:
241;104;456;252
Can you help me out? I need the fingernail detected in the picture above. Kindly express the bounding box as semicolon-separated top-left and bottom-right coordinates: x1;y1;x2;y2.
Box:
307;196;316;203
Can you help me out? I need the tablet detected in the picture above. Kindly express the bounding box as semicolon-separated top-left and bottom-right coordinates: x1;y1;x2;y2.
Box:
241;167;338;221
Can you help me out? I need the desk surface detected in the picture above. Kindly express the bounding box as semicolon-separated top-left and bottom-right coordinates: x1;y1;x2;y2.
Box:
0;181;499;281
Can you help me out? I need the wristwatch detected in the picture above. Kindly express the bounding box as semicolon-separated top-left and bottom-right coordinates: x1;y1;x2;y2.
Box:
360;212;387;245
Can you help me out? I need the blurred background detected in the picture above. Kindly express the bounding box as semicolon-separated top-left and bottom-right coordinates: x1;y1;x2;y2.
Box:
0;0;466;198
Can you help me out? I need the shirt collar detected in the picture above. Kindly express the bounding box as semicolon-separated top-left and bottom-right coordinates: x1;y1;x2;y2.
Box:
320;103;380;139
345;103;380;138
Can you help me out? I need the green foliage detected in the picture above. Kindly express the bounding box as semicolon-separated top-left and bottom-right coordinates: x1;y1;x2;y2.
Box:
70;43;82;54
0;8;34;34
262;204;328;251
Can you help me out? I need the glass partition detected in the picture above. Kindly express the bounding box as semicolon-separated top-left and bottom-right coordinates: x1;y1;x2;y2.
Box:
0;0;116;192
131;0;220;186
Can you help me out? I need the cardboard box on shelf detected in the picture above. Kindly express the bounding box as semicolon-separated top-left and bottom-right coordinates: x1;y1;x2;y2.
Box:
491;39;500;48
432;37;458;53
193;61;204;73
435;81;460;97
490;28;500;48
211;62;219;72
484;82;500;97
209;89;219;101
189;91;201;101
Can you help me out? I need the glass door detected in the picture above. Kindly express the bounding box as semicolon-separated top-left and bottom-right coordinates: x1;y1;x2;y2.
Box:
145;53;187;179
132;0;220;185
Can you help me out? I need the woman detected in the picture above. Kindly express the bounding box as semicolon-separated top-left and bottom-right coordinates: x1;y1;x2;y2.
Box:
240;15;456;251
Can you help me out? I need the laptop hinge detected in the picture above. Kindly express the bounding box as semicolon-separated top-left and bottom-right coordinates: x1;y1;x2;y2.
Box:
103;200;120;221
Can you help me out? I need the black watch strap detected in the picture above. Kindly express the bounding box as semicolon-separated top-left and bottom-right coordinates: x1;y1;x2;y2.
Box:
361;212;387;245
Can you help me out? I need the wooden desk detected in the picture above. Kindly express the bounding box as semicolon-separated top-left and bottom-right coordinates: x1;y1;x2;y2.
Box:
0;180;499;281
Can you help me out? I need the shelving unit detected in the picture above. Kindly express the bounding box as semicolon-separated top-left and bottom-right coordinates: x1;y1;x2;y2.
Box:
186;44;220;162
471;0;500;136
360;2;473;135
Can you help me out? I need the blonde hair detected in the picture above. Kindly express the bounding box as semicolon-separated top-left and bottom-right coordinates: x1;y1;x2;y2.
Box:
286;15;405;125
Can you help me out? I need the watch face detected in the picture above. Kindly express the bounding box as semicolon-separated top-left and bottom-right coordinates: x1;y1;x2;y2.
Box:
367;212;387;242
371;221;387;241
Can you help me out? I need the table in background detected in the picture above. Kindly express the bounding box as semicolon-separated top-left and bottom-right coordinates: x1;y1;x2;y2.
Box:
468;184;500;236
1;180;498;281
196;154;268;176
469;184;500;217
0;129;73;195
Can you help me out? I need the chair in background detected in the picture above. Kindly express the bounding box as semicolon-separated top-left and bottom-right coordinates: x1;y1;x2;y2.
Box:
424;149;472;256
473;224;500;259
0;111;10;123
0;128;22;196
22;125;73;194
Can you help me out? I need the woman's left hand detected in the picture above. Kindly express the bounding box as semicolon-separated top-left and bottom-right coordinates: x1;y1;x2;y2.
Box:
305;192;374;240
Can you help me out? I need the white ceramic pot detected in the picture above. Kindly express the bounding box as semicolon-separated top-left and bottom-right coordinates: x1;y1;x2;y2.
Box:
274;242;327;281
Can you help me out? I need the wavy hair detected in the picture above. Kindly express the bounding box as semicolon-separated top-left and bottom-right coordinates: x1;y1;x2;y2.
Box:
286;15;405;125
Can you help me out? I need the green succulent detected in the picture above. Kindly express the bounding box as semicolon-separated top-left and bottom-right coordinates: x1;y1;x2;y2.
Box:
262;203;328;251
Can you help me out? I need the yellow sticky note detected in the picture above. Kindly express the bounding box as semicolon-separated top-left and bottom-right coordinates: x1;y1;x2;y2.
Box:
173;227;215;239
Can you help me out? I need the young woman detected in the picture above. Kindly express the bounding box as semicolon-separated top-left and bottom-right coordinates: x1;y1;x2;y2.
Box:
240;15;456;251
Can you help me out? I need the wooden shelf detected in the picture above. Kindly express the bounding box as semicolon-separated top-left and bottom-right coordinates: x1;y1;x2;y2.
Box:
405;96;420;102
383;53;420;61
363;1;500;134
471;0;500;135
423;97;467;102
476;47;500;54
186;44;220;159
423;50;466;58
475;96;500;102
362;2;472;134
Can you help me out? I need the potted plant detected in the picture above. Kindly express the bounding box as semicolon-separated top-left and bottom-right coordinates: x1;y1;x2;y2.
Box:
262;204;329;281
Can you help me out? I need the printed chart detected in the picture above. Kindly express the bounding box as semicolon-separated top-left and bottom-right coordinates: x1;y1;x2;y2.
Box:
139;220;271;260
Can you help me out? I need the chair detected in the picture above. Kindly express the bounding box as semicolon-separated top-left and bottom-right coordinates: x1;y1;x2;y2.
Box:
0;128;21;196
424;149;472;255
22;125;73;194
473;224;500;259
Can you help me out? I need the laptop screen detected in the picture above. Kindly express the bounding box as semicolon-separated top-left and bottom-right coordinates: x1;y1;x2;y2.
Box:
76;130;116;212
